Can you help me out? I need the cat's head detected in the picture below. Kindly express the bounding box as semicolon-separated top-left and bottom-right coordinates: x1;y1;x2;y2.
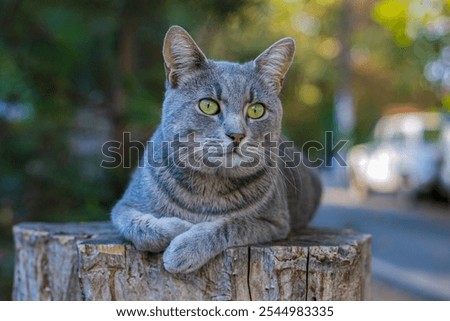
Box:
160;26;295;175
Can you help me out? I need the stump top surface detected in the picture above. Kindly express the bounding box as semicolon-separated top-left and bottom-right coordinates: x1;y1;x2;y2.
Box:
14;221;116;235
13;221;372;301
14;221;370;248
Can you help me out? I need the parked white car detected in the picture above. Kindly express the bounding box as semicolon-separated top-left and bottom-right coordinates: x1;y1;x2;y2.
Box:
348;112;444;198
437;115;450;198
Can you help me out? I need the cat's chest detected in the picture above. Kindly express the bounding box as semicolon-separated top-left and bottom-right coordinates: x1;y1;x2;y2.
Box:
151;166;276;218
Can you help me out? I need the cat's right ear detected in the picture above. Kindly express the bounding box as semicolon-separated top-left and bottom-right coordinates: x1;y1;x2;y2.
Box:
163;26;208;88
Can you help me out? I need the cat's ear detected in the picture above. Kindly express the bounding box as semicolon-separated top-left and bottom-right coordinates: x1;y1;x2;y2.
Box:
254;38;295;93
163;26;208;87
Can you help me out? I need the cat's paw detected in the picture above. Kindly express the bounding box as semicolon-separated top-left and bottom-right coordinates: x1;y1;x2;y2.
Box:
162;235;209;273
132;217;193;253
132;232;170;253
162;224;221;273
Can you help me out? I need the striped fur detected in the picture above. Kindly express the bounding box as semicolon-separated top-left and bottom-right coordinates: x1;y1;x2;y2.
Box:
111;26;322;273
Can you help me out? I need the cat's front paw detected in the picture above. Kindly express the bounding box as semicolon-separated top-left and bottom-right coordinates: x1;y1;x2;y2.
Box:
132;232;170;253
132;217;193;253
162;224;222;273
162;236;209;273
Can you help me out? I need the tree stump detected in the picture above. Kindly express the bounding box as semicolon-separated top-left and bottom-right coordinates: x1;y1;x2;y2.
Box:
12;222;371;301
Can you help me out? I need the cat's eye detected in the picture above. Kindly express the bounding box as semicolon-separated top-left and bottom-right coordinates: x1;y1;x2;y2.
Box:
199;98;220;115
247;103;265;119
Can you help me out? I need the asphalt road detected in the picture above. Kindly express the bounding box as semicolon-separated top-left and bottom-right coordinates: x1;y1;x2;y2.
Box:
312;190;450;300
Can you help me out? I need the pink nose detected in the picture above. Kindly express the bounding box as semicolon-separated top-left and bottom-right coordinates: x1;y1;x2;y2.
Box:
227;133;245;147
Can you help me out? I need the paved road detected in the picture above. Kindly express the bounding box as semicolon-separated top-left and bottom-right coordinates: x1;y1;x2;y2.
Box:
312;192;450;300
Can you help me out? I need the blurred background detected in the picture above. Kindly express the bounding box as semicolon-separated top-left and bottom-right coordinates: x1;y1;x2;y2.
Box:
0;0;449;300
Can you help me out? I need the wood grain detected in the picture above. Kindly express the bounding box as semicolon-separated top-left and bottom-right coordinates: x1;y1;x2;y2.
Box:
13;222;371;300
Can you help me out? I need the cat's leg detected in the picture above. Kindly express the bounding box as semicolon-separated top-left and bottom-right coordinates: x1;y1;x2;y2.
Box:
111;201;193;252
162;213;290;273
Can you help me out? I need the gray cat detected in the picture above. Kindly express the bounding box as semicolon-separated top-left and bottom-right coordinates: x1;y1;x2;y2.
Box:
111;26;322;274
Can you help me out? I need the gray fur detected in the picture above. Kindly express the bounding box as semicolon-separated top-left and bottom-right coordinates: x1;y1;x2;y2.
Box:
111;26;322;273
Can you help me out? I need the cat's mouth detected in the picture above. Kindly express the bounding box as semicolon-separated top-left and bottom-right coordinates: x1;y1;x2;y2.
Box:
227;146;262;167
179;141;263;171
230;146;242;156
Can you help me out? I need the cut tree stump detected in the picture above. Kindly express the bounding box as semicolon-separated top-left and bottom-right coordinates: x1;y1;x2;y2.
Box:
13;222;371;301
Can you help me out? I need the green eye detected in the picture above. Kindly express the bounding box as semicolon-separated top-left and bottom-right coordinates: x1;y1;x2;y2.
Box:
247;103;265;119
199;98;220;115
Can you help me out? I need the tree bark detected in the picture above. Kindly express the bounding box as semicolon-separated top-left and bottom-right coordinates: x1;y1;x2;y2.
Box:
13;222;371;300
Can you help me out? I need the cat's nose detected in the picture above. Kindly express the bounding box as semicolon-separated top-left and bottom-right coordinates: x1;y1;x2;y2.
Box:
227;133;245;147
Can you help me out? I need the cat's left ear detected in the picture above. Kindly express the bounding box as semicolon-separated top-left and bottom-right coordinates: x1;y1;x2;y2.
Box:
254;38;295;93
163;26;208;88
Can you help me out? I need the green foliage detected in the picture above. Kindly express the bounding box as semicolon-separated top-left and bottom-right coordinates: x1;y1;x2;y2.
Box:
372;0;450;110
372;0;411;46
373;0;450;45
